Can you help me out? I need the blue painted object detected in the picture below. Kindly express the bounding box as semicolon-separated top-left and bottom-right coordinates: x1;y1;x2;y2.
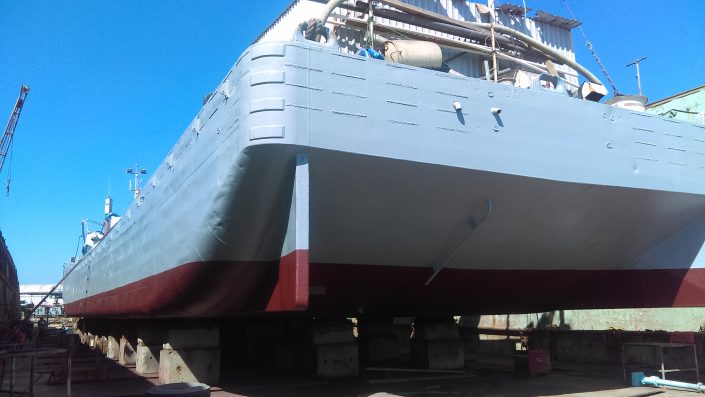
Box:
356;47;384;60
631;372;646;387
634;372;705;392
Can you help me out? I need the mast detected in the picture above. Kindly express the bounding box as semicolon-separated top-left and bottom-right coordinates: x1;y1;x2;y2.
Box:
127;162;148;199
627;56;647;96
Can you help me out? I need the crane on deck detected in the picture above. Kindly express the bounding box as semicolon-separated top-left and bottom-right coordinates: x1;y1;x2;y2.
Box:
1;85;30;193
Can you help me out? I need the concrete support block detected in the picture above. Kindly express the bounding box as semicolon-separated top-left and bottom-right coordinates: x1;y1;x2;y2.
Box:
76;329;86;344
95;336;108;354
311;322;358;377
107;336;120;360
358;322;402;362
158;348;220;386
365;336;399;362
273;342;295;371
136;343;160;375
316;343;358;378
312;325;355;345
273;341;315;373
394;324;412;361
119;336;137;366
419;321;460;340
158;327;220;385
412;318;464;370
426;339;464;369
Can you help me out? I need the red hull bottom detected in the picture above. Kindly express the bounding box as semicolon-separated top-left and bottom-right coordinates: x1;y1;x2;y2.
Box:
308;264;705;315
64;251;705;318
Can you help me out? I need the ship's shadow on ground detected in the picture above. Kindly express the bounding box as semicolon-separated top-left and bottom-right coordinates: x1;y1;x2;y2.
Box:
38;356;157;397
216;362;643;397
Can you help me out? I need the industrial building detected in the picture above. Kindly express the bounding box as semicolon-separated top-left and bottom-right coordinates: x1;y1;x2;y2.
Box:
646;84;705;124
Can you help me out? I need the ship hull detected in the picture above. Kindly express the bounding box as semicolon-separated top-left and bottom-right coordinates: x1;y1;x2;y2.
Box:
65;147;705;318
64;255;705;317
64;39;705;318
0;232;19;321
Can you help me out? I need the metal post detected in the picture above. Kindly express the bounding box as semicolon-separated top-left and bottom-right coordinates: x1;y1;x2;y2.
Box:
29;356;34;397
660;346;666;380
622;344;626;382
626;56;647;96
10;356;14;397
693;344;700;383
489;0;498;82
66;349;72;397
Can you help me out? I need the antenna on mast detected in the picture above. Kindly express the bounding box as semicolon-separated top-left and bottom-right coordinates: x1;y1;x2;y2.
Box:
126;162;147;199
626;56;647;96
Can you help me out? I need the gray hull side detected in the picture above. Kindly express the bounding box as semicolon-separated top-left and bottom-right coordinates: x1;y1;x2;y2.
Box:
64;40;705;312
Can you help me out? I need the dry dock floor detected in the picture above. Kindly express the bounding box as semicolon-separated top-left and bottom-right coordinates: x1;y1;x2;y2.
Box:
23;354;700;397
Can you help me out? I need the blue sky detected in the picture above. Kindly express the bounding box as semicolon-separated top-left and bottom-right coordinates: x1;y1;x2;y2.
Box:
1;1;704;284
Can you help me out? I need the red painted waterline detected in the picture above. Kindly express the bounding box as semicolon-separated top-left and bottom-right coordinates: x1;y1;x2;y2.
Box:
65;250;308;318
308;263;705;316
65;250;705;317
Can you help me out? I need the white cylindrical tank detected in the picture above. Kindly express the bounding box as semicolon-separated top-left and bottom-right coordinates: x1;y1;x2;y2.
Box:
606;95;648;112
384;40;443;68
